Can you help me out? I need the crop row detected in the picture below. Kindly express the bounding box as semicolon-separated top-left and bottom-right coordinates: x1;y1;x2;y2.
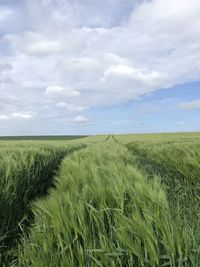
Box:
0;144;85;266
13;142;199;267
127;141;200;227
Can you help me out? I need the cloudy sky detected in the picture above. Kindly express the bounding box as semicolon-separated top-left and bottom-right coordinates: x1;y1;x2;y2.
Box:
0;0;200;135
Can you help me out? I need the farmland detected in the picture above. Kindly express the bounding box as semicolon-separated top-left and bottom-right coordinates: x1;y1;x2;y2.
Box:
0;133;200;266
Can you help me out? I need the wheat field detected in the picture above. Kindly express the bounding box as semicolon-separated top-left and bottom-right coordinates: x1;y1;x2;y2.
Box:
0;133;199;266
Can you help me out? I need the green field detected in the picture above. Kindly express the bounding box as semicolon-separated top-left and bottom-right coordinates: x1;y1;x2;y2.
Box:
0;133;200;267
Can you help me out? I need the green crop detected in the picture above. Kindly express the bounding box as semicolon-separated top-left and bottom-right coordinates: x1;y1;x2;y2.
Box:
13;137;200;267
0;133;199;266
0;143;85;265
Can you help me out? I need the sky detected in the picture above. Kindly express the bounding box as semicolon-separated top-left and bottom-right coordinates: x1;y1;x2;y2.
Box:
0;0;199;136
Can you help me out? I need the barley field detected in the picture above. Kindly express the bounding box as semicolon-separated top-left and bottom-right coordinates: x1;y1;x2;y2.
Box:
0;133;199;266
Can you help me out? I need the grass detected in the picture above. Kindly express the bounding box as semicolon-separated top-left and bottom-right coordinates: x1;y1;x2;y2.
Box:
0;133;199;266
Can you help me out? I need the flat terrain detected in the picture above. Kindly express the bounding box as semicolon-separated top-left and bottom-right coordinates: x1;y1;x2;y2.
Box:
0;133;200;266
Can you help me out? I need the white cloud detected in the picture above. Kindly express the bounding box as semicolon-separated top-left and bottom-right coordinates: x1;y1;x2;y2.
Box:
72;115;88;123
56;102;87;111
3;0;200;110
18;32;64;56
103;65;167;87
0;0;200;134
11;111;36;119
55;102;68;108
0;112;36;120
178;100;200;110
60;57;101;76
45;86;80;100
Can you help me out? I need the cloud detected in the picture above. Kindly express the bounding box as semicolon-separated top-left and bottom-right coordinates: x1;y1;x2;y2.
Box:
56;102;87;111
55;102;68;108
72;115;88;123
178;100;200;110
0;0;200;134
0;6;13;21
103;65;167;87
11;111;36;119
45;86;80;100
0;115;9;120
3;0;200;109
18;32;64;56
26;0;137;29
0;111;36;120
0;62;12;73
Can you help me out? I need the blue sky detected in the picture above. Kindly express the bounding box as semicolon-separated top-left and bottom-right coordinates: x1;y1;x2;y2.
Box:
0;0;199;135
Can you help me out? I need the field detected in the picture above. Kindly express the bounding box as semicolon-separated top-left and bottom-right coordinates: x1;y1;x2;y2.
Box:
0;133;199;266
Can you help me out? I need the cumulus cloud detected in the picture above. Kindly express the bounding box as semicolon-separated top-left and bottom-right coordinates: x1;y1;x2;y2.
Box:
56;102;87;111
7;0;199;108
0;111;36;120
18;32;64;56
72;115;88;123
4;0;200;108
45;86;80;100
103;65;167;87
11;111;36;119
55;102;68;108
0;0;200;134
178;100;200;110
